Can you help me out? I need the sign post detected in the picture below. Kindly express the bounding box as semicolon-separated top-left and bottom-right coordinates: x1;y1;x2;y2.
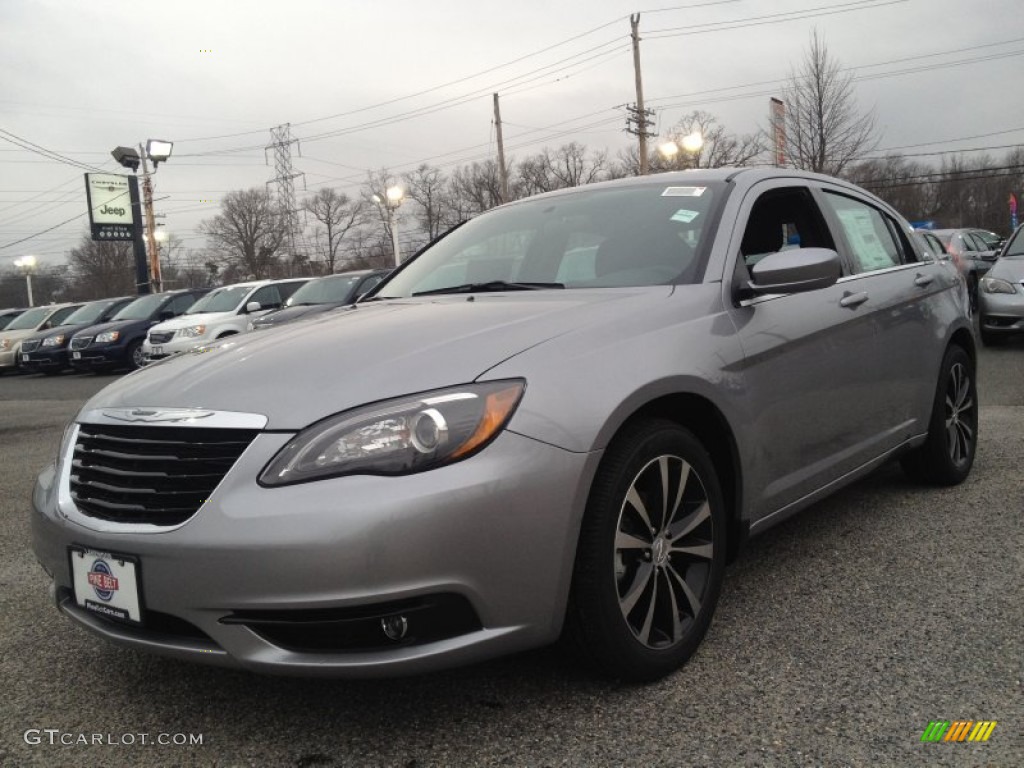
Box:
85;173;150;294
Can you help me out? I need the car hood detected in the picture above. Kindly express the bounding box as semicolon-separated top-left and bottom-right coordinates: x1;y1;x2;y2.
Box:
0;327;39;344
256;303;340;326
31;322;99;343
73;318;150;339
150;311;236;332
80;289;668;429
987;256;1024;282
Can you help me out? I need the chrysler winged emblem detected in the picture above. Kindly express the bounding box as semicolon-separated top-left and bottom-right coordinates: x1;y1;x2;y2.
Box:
102;408;215;423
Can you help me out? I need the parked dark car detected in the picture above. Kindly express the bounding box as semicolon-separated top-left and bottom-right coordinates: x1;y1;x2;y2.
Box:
0;308;28;331
19;296;134;375
68;289;209;373
249;270;389;331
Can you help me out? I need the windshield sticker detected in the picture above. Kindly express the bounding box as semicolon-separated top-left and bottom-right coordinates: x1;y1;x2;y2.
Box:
661;186;706;197
671;209;700;224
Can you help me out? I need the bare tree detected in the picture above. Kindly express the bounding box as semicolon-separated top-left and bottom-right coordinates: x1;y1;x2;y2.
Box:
198;188;286;279
402;164;449;240
782;29;877;175
303;187;364;273
66;235;136;298
515;143;608;196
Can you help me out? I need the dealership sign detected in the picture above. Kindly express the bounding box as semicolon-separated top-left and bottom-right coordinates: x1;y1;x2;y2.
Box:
84;173;138;241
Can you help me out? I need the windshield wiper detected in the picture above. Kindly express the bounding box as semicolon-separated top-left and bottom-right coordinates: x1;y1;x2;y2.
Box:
412;281;565;297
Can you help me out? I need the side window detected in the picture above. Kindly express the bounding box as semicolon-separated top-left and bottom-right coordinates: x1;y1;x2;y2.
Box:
964;233;988;252
276;281;305;303
247;285;282;310
822;192;905;273
47;307;79;326
739;186;835;268
167;294;196;315
358;275;383;295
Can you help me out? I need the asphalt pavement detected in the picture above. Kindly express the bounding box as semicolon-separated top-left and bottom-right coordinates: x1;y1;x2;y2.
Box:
0;348;1021;768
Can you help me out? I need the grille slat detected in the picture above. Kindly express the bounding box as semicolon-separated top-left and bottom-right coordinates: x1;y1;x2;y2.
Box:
148;331;175;344
70;336;92;350
70;423;258;526
21;340;41;353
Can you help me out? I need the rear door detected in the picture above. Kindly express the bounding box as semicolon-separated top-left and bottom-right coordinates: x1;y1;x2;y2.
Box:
816;185;951;439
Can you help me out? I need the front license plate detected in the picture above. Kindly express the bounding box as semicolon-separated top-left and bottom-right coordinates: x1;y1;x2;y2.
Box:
151;345;163;356
72;351;81;360
69;548;142;625
21;354;29;363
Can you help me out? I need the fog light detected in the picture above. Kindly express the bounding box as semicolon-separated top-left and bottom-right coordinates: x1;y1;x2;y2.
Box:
381;615;409;641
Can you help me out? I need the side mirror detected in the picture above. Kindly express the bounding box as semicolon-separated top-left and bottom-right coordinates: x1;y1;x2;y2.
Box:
749;248;842;295
245;301;262;313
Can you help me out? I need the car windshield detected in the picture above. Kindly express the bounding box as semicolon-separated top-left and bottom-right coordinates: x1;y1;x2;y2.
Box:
186;286;251;314
112;293;167;321
286;276;361;306
1001;230;1024;258
4;306;51;330
60;299;116;326
376;182;721;298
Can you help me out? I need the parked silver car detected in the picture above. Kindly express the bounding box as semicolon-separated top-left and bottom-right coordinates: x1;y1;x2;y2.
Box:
31;169;976;681
978;224;1024;345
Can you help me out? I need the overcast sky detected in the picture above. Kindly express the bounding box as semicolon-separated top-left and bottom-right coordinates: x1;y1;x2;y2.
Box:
2;0;1021;271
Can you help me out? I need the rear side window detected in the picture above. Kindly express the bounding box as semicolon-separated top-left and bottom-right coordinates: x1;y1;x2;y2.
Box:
822;192;907;273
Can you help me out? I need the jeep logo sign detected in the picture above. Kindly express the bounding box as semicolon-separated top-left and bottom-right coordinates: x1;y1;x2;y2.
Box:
85;173;134;226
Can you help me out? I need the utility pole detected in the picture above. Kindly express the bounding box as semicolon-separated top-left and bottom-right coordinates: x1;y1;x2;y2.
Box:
627;14;655;175
138;144;161;293
493;93;510;203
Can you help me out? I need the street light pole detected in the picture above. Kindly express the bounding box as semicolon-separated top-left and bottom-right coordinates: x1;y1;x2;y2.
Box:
13;255;36;307
389;207;401;268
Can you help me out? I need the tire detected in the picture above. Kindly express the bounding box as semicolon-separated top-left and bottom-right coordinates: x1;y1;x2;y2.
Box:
126;340;145;371
566;419;727;682
900;345;977;486
967;276;978;315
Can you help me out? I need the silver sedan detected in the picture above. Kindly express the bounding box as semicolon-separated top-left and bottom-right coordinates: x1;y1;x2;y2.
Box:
978;225;1024;345
31;169;976;681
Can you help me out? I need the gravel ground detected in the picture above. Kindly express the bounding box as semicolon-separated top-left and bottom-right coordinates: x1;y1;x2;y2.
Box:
0;348;1021;768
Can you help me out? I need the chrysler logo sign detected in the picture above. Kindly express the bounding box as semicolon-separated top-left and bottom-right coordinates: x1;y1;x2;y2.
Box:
102;408;215;424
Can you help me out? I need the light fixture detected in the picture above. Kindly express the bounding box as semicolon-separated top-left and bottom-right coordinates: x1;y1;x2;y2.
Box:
681;131;704;153
385;186;404;203
658;141;680;159
145;139;174;167
111;146;141;172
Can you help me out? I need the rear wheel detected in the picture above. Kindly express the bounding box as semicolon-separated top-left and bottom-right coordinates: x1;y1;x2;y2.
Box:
900;345;977;485
566;420;726;682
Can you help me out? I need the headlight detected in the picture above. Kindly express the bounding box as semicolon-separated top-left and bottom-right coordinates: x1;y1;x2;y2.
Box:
179;325;206;338
260;380;525;486
42;335;65;347
1;339;9;350
95;330;120;343
980;277;1017;294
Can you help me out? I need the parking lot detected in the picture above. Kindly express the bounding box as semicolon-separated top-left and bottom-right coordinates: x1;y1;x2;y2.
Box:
1;345;1021;768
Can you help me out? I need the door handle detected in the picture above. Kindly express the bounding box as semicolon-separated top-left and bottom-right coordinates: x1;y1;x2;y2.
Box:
914;274;935;287
839;291;869;308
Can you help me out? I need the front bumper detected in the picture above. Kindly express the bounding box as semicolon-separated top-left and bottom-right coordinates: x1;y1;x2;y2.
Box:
20;347;68;372
143;336;205;363
0;347;20;370
69;344;126;370
32;428;598;677
979;289;1024;333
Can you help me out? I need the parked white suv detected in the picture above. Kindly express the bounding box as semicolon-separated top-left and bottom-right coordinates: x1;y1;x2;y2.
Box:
142;278;307;363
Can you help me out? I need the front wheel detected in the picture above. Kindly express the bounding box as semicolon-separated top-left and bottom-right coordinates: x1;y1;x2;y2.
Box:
900;345;977;485
566;420;726;682
126;340;145;371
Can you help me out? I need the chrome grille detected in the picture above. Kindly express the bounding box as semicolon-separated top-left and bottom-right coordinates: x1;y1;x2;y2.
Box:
69;424;259;526
70;336;92;350
148;331;175;344
21;340;41;353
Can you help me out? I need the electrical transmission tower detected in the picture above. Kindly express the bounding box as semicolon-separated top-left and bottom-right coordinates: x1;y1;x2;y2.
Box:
265;123;306;263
